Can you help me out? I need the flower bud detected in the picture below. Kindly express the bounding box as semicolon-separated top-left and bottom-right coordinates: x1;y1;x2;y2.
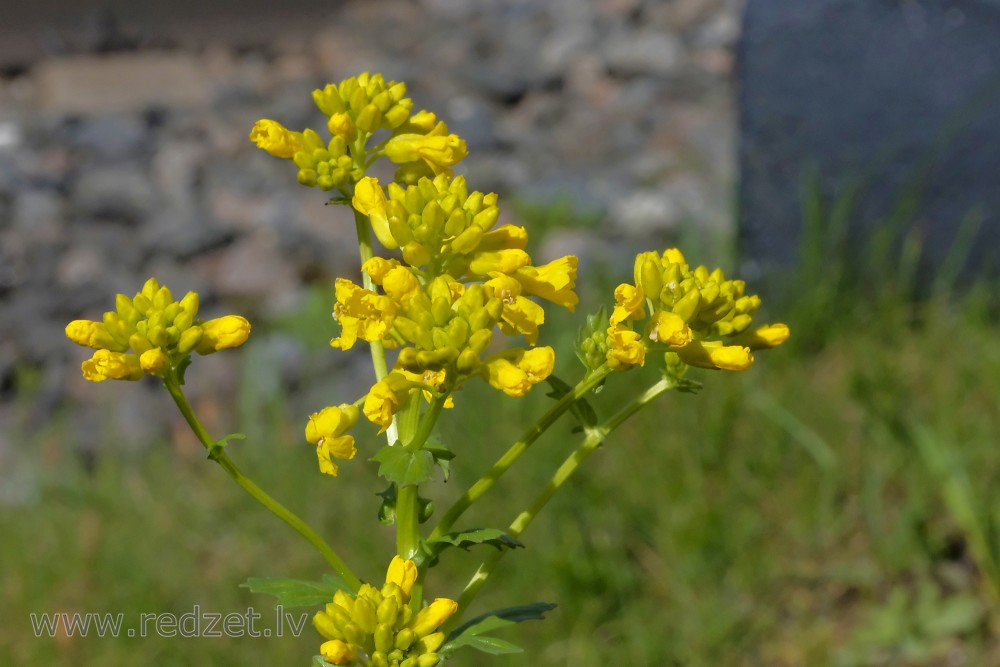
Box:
176;326;203;355
195;315;251;354
139;348;170;376
356;103;383;134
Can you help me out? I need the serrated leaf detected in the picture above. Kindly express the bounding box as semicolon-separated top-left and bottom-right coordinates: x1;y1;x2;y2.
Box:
425;442;456;482
371;445;435;486
445;602;557;643
544;374;597;427
429;528;525;552
240;574;350;608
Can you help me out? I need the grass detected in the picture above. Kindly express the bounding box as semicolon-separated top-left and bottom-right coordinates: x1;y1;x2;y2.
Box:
4;222;1000;666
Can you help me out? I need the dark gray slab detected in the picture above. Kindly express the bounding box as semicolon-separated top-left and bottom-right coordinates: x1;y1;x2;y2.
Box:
738;0;1000;284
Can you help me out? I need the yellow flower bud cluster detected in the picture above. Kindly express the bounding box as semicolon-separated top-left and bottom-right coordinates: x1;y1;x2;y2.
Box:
65;278;250;382
603;249;789;371
314;556;457;667
313;73;414;138
251;73;469;193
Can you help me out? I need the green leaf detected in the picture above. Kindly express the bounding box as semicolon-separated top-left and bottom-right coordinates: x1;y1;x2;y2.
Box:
376;484;397;525
441;603;556;657
450;634;523;655
240;574;350;608
445;602;557;643
429;528;525;552
545;374;597;427
420;528;524;568
371;445;435;486
312;655;329;666
425;436;456;482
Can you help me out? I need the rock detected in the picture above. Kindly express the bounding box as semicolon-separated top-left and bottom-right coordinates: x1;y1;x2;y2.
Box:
739;0;1000;282
68;114;149;162
604;29;686;77
34;53;212;115
72;165;157;222
206;236;298;306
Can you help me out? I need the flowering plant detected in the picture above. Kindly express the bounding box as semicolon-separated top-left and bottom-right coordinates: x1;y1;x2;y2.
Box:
67;72;788;665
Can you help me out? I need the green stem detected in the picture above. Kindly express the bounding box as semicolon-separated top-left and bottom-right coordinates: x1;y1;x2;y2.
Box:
353;210;390;383
451;377;672;619
163;374;362;591
429;366;611;541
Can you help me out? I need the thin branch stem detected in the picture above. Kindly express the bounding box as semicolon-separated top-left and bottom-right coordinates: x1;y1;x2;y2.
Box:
163;374;361;591
429;366;612;541
450;377;673;619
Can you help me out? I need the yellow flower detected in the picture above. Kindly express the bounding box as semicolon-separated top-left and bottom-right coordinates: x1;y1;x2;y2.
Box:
81;350;143;382
514;255;579;311
610;283;645;324
352;177;397;249
675;340;754;371
319;639;356;665
729;322;790;350
648;311;691;347
363;372;412;433
497;296;545;345
483;347;554;397
385;133;468;174
195;315;251;354
469;249;531;276
305;405;359;476
330;279;397;350
385;555;418;602
139;348;170;376
381;266;424;306
408;598;458;637
249;119;303;158
606;325;645;369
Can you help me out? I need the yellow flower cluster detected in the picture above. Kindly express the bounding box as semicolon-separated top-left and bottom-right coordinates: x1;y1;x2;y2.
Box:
256;73;575;471
250;73;466;191
65;278;250;382
331;258;562;432
314;556;457;667
586;248;789;372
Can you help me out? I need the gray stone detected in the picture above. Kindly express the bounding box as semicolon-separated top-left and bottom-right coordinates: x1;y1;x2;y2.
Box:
604;29;686;77
34;53;212;115
739;0;1000;282
72;165;157;222
69;114;149;162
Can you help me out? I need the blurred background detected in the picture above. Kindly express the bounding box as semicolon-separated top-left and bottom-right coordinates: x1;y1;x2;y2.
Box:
2;0;1000;665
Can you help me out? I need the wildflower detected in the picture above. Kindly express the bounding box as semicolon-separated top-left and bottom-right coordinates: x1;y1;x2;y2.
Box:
606;325;645;370
353;177;397;249
330;279;397;351
598;248;789;373
385;133;468;175
364;373;413;433
249;119;303;158
314;557;457;666
195;315;251;354
66;278;250;382
305;405;360;476
483;347;555;397
513;256;579;311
